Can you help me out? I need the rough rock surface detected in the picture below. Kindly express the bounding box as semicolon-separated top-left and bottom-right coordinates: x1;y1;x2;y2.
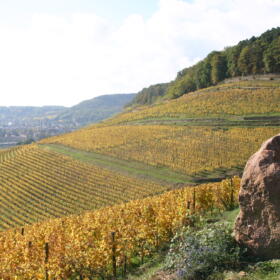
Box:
235;133;280;259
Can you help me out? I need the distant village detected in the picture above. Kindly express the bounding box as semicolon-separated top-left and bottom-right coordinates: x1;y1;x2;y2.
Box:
0;119;75;148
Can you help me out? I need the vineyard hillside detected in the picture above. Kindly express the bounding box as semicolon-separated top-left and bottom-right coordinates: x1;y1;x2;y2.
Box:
0;144;168;230
40;79;280;183
103;79;280;125
0;177;241;279
0;77;279;278
0;78;277;232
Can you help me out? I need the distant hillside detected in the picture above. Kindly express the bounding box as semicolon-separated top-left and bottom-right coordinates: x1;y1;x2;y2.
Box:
125;83;169;107
130;27;280;105
0;93;135;148
0;106;65;124
56;93;135;126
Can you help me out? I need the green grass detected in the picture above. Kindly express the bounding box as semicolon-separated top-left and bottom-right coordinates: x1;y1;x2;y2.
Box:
213;260;280;280
39;143;192;185
127;255;166;280
122;114;280;128
220;208;240;225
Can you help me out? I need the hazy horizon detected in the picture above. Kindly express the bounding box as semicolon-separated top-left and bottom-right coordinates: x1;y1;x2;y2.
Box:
0;92;136;108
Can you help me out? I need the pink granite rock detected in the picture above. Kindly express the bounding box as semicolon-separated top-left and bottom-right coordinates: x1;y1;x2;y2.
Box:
235;134;280;259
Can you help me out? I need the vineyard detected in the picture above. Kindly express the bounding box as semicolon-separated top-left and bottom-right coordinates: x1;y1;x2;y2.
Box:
41;126;280;175
0;145;31;163
0;177;240;279
101;81;280;125
0;78;278;279
0;144;168;230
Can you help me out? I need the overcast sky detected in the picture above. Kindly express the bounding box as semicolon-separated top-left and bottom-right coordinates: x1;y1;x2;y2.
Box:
0;0;279;107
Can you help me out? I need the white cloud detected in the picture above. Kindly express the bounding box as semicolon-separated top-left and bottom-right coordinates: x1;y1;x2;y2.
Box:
0;0;279;106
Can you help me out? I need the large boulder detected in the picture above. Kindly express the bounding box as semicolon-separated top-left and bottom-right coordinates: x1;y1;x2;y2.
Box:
235;134;280;259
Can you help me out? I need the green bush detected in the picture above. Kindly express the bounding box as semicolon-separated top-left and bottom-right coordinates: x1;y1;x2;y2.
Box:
165;222;241;279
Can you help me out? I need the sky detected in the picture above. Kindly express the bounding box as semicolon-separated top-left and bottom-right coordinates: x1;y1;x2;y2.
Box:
0;0;279;107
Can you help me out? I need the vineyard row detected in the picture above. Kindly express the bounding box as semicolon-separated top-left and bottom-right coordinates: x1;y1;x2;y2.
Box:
0;144;167;230
0;177;240;279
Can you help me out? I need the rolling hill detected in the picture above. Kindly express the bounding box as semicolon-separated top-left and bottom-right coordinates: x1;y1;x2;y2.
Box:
40;79;280;182
0;93;135;148
56;93;136;126
0;94;135;128
0;78;278;232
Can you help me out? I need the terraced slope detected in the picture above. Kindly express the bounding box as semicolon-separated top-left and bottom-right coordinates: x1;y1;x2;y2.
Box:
102;80;280;125
0;79;279;231
0;145;30;163
41;125;279;176
0;144;167;230
39;80;280;189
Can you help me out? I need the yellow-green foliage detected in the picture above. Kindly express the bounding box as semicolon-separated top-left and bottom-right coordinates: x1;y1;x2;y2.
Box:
0;177;240;279
0;144;167;230
0;145;30;163
41;125;280;175
213;79;280;88
102;81;280;125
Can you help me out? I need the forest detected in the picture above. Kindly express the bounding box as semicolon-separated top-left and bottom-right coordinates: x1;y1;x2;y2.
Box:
128;27;280;107
167;27;280;98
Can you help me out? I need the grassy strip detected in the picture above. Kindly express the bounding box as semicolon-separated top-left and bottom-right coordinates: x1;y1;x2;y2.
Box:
127;254;166;280
39;144;242;186
39;144;192;185
119;114;280;127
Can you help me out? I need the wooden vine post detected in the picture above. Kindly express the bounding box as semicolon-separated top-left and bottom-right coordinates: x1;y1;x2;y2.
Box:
230;177;234;209
111;232;117;279
122;255;127;278
27;241;32;261
192;188;196;213
44;242;49;280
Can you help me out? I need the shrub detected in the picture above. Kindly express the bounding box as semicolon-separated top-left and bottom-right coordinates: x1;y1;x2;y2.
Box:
165;222;241;279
